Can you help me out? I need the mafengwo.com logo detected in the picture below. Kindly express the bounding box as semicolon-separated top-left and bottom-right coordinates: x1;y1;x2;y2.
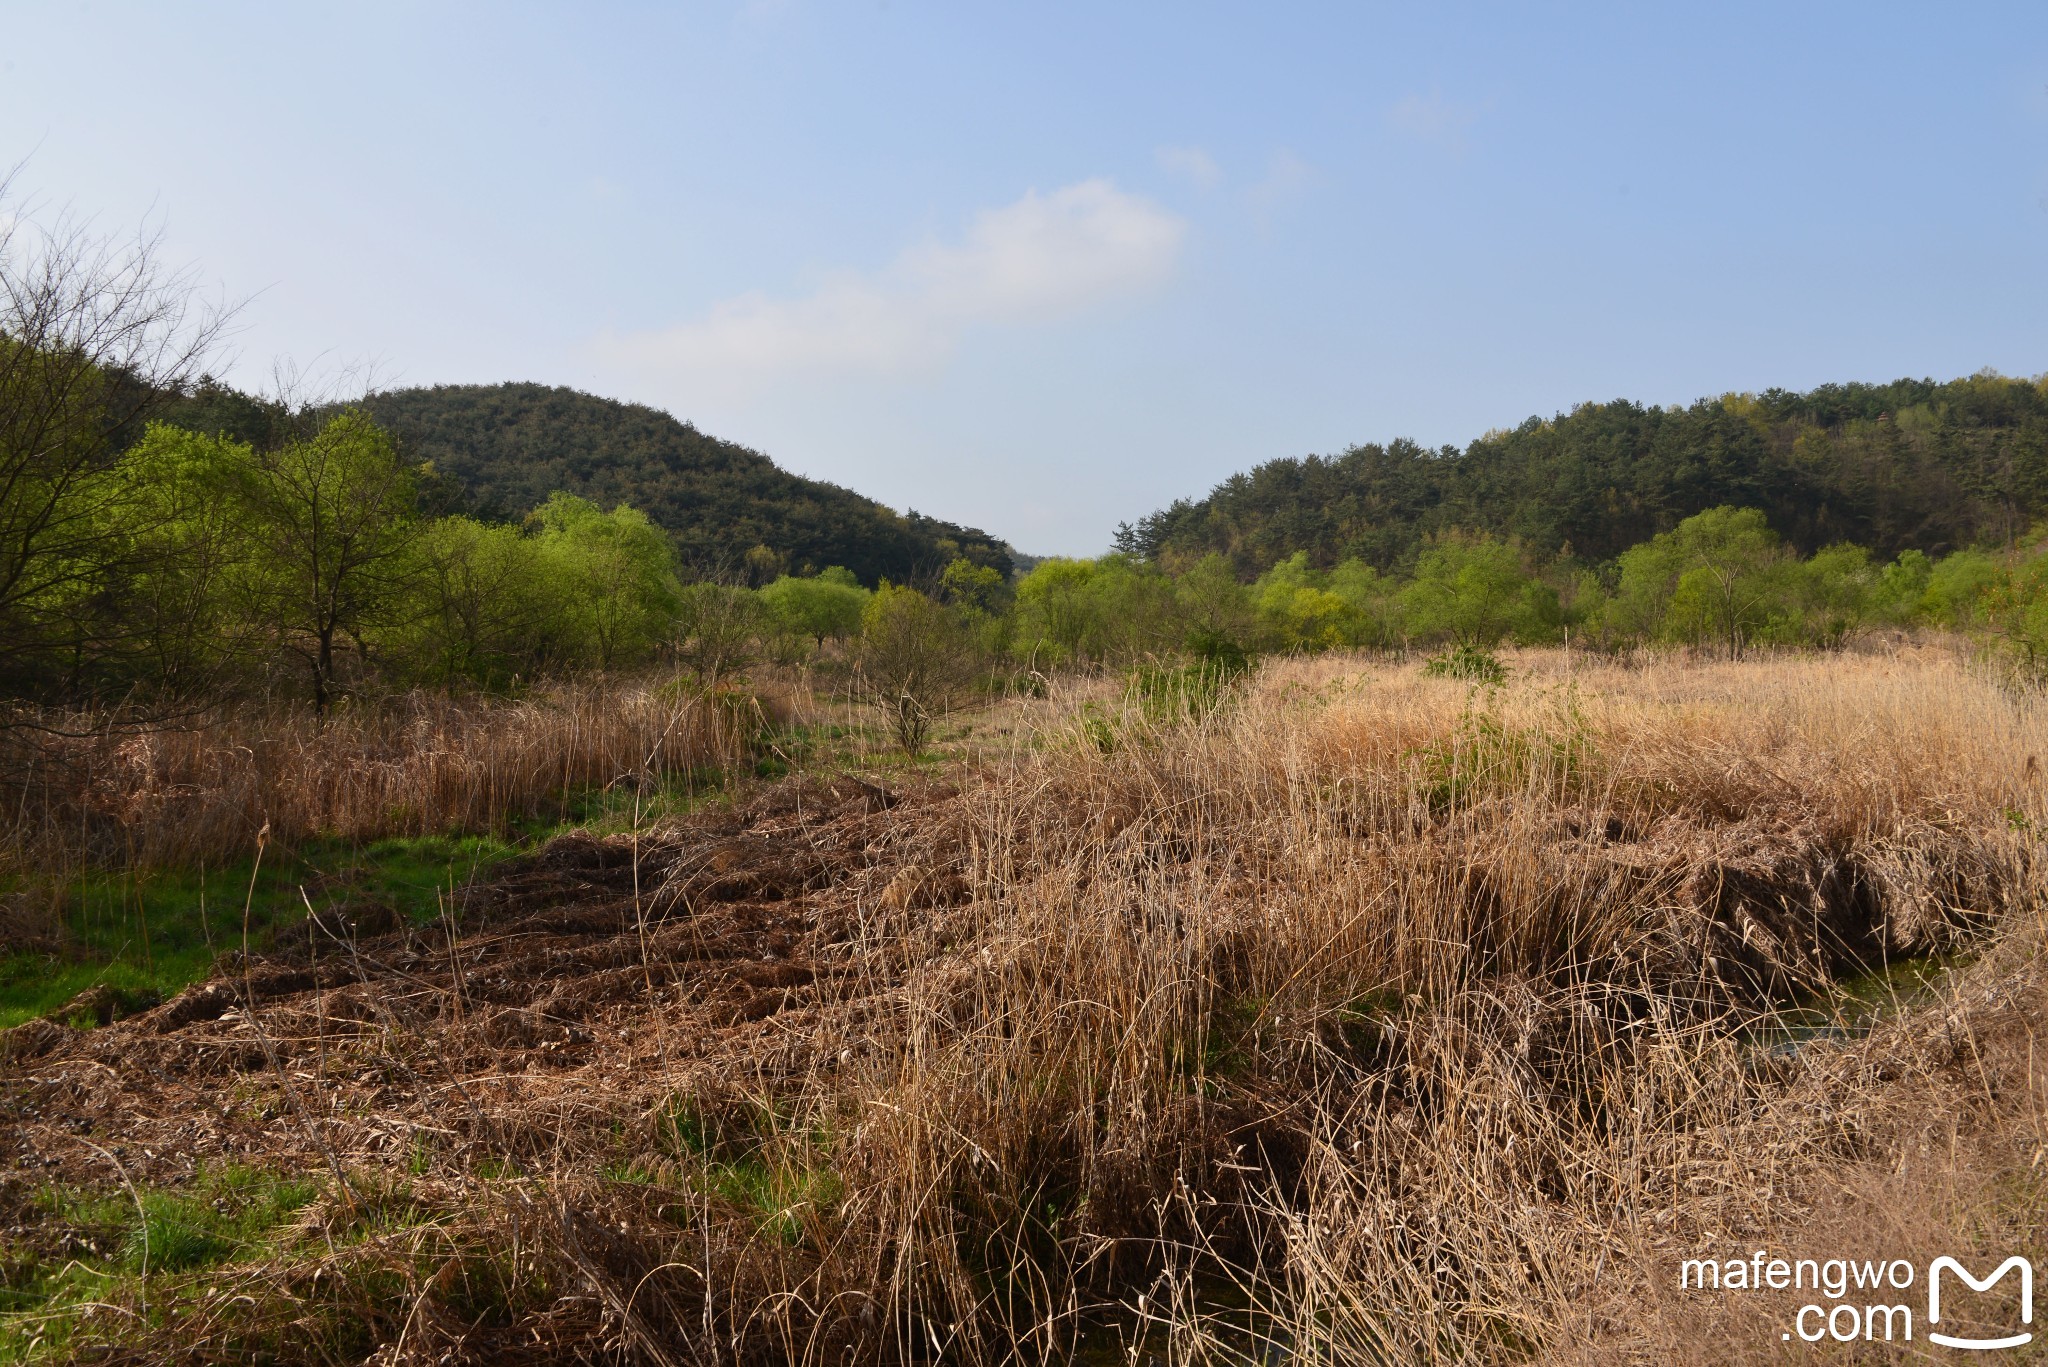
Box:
1680;1250;2033;1347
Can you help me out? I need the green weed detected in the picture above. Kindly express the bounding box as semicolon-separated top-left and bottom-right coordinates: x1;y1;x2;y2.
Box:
1421;643;1509;685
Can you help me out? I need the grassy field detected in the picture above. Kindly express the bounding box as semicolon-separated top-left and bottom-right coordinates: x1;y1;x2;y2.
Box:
2;648;2045;1363
0;676;990;1029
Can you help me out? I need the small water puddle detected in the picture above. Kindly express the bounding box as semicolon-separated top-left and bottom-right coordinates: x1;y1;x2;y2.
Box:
1070;1274;1294;1367
1745;954;1955;1060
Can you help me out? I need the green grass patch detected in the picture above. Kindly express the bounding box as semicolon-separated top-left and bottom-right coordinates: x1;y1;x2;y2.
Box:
0;775;750;1032
0;1165;320;1362
703;1158;842;1245
1410;695;1596;813
0;835;525;1030
1421;643;1509;685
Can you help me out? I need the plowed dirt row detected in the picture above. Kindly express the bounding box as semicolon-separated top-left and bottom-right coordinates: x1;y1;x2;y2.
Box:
2;776;964;1190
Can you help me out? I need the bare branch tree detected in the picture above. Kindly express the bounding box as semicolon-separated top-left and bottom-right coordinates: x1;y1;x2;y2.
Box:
0;171;237;691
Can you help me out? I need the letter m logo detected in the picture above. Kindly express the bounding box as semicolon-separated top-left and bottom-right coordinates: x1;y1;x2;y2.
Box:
1929;1256;2034;1351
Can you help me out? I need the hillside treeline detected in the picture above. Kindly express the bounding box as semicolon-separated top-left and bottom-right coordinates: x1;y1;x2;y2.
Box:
13;404;2047;720
350;383;1011;585
146;381;1012;587
1123;371;2048;572
1;411;695;705
1007;509;2026;664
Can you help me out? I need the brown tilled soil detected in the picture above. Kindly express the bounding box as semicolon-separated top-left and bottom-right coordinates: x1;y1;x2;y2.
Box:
3;775;960;1193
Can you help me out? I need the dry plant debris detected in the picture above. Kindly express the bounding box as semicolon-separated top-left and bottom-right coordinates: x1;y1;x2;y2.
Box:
4;648;2047;1364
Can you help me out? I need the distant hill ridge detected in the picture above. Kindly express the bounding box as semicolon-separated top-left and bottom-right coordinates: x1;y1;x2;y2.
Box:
356;383;1009;584
1123;371;2048;573
149;379;1009;586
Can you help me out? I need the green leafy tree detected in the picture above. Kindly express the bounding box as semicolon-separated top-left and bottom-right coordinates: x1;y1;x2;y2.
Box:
1798;543;1876;646
1922;548;2002;627
1870;549;1933;625
1252;552;1354;650
1327;558;1400;648
1399;532;1554;647
1555;564;1614;647
1172;554;1255;652
1080;556;1179;663
1611;507;1789;656
0;195;230;698
759;570;869;646
530;493;681;670
230;410;425;710
400;516;557;689
1981;549;2048;677
104;423;260;692
858;583;983;753
1015;558;1102;665
938;557;1012;615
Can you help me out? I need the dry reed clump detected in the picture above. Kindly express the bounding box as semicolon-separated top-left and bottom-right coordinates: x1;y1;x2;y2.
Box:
0;681;783;871
6;648;2047;1363
760;648;2048;1361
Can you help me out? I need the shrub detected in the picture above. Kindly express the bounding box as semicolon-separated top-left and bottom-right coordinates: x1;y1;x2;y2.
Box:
1422;642;1508;685
1129;637;1252;722
856;584;984;754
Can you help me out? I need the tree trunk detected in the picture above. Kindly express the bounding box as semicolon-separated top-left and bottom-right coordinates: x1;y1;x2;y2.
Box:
314;626;334;714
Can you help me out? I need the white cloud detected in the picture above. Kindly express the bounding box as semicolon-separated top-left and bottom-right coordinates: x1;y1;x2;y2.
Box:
1156;145;1222;189
1390;88;1483;155
600;179;1184;393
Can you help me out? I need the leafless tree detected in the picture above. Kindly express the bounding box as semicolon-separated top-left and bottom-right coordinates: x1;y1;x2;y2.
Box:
0;172;236;690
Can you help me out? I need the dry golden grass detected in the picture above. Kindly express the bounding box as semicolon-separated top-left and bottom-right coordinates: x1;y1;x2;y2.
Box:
814;646;2048;1362
5;646;2046;1363
0;681;779;872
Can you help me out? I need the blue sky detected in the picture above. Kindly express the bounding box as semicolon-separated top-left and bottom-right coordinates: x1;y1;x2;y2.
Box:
5;2;2046;554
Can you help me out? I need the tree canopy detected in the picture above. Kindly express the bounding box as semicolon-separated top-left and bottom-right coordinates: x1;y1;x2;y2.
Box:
1122;372;2048;575
336;382;1013;586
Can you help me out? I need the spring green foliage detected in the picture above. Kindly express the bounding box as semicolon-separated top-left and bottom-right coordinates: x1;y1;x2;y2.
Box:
5;413;693;704
343;382;1012;584
758;569;869;645
230;411;426;709
401;515;557;690
1401;533;1560;647
526;493;681;669
1611;507;1792;656
937;556;1012;615
21;362;2048;710
994;505;2048;669
18;405;2048;706
1011;554;1196;665
857;583;985;753
1125;370;2048;572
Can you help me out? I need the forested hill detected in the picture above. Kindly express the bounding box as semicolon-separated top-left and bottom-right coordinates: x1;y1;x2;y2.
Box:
322;383;1003;584
1124;372;2048;574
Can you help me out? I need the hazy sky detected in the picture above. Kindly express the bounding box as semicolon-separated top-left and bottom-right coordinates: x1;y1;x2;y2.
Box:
5;2;2046;554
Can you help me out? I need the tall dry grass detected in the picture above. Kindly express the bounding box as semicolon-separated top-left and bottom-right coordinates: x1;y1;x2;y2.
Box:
0;680;781;873
14;647;2048;1363
638;646;2047;1362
